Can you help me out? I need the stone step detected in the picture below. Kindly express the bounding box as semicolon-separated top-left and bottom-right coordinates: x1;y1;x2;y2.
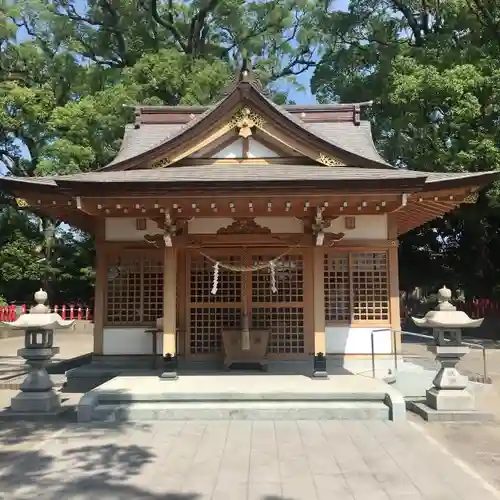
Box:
90;401;390;422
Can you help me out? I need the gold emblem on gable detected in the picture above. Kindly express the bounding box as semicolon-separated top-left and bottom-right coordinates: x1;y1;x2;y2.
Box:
230;107;265;137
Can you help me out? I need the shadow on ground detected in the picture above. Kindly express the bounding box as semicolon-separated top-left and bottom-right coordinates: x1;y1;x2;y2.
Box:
0;422;298;500
0;422;194;500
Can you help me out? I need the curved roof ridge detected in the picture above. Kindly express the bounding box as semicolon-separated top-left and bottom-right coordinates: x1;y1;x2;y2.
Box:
256;90;393;169
100;79;392;171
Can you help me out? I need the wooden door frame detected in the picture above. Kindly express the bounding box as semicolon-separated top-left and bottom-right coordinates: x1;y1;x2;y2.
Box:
184;246;313;361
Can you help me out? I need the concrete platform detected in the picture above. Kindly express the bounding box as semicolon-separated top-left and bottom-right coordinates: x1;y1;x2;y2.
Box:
407;401;496;422
77;373;406;423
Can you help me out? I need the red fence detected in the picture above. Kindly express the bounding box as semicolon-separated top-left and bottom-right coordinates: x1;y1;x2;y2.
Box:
0;305;92;322
457;299;500;319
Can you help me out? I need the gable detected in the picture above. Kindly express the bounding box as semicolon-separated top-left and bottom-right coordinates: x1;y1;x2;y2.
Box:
190;137;288;160
185;126;304;161
210;138;279;158
247;138;279;158
101;74;394;171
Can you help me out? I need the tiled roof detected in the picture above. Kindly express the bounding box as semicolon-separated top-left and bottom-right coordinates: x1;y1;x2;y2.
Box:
107;123;182;166
104;118;389;169
424;171;495;183
3;165;494;186
39;164;426;183
100;80;392;170
307;121;389;166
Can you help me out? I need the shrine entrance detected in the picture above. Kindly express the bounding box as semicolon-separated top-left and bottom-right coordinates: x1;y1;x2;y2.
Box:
186;248;313;360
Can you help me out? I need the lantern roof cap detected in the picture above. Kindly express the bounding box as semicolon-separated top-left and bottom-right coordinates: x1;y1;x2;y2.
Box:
412;285;483;329
0;289;75;330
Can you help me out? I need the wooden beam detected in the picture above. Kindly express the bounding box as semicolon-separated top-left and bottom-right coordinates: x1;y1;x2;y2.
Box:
242;137;249;158
163;247;177;357
388;244;401;352
75;195;405;219
93;220;106;355
313;247;326;355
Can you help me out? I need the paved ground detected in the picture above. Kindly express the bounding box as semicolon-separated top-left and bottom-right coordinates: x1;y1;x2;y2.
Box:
1;419;500;500
1;335;500;499
0;332;93;382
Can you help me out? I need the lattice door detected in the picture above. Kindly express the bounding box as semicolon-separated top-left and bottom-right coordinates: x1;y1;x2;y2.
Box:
105;254;163;325
250;253;306;356
188;254;242;355
351;252;389;321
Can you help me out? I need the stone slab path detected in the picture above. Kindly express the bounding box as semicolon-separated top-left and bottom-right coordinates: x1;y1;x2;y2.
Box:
0;420;499;500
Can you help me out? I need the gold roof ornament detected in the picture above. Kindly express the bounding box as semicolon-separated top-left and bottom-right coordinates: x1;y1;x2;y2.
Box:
463;191;479;204
15;198;29;207
317;153;345;167
230;107;265;137
152;157;171;169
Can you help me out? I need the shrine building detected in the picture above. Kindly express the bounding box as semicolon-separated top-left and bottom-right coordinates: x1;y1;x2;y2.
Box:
1;70;497;376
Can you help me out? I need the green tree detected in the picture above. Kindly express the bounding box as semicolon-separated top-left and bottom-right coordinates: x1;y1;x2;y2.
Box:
312;0;500;297
1;0;329;302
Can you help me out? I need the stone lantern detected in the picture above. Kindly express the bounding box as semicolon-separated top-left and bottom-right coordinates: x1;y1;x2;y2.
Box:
1;289;74;414
410;285;486;420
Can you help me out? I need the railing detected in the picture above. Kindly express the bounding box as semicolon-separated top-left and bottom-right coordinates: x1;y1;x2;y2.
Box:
0;304;92;322
370;328;491;383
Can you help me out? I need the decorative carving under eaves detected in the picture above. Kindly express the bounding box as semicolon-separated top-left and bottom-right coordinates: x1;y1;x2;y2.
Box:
317;152;345;167
152;157;171;169
463;191;479;204
326;232;345;246
312;208;334;235
230;107;265;138
144;233;164;248
217;218;271;235
144;210;178;247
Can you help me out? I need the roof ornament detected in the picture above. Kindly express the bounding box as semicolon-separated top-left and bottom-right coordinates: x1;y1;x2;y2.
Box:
220;49;268;96
231;107;265;137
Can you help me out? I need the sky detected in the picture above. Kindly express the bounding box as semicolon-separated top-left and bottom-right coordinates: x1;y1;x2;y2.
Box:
284;68;317;105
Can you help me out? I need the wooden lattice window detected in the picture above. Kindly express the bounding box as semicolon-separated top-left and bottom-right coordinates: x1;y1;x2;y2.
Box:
324;251;389;323
251;253;305;354
252;306;304;354
142;258;164;323
190;256;242;304
324;253;350;321
189;307;241;354
106;254;163;325
251;255;303;303
351;252;389;321
189;255;242;354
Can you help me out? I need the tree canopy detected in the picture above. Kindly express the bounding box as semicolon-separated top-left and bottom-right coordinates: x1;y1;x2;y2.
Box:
1;0;500;303
312;0;500;297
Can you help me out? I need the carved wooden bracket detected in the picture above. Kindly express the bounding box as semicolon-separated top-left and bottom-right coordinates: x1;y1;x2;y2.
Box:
325;232;346;247
311;207;338;246
144;210;179;247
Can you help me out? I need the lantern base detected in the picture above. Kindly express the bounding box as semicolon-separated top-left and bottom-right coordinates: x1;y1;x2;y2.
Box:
408;401;494;423
426;387;474;411
10;390;61;413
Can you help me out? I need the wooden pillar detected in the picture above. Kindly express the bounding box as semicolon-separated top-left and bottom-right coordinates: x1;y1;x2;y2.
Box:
388;216;401;352
93;220;106;355
312;247;327;377
163;246;177;357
